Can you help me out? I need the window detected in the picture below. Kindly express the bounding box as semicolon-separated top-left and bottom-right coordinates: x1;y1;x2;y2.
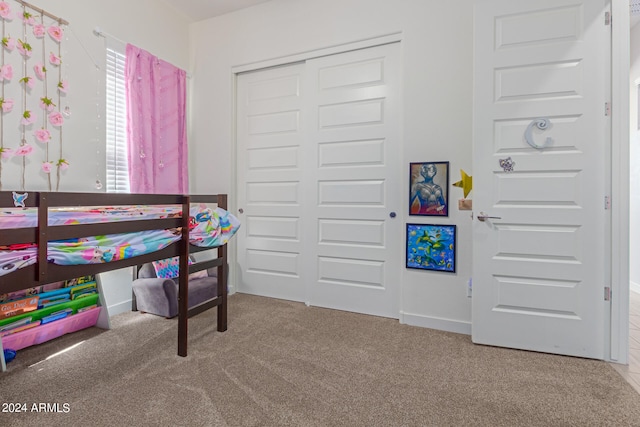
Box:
105;41;130;193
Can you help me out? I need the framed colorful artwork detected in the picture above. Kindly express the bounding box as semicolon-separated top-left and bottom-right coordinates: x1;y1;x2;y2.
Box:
409;161;449;216
406;223;456;273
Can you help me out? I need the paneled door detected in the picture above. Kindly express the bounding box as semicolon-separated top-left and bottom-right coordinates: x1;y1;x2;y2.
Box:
236;64;307;301
303;44;401;318
237;43;401;318
472;0;610;358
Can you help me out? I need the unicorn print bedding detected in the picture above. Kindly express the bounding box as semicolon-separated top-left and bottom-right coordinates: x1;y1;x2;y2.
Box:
0;204;240;277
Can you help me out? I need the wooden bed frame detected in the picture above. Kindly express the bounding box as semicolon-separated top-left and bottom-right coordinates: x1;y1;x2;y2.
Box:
0;191;228;363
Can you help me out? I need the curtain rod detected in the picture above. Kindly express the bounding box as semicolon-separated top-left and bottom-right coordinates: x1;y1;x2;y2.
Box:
14;0;69;25
93;27;126;46
93;27;192;79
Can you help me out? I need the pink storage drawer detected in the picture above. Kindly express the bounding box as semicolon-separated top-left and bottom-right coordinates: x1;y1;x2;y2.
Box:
1;307;101;351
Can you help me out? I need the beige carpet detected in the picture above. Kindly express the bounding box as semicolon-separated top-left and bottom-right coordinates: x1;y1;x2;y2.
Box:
1;293;640;426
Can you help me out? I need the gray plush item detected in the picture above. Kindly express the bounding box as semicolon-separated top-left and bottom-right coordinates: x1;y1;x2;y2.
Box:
138;262;157;279
132;261;219;318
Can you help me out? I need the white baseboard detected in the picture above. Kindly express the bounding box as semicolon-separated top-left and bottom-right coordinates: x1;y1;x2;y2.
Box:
631;281;640;295
400;311;471;335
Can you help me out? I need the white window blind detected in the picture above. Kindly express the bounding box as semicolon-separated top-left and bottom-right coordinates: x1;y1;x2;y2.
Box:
105;41;130;193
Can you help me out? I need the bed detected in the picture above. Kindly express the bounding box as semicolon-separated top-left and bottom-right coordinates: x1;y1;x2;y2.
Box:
0;190;237;369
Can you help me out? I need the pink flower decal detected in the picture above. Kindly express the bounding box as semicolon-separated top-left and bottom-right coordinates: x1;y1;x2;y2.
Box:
17;39;32;57
34;63;46;79
19;76;35;89
21;11;34;26
0;147;13;159
35;128;51;142
0;97;13;113
57;80;68;93
15;144;34;156
0;1;11;20
42;161;53;173
40;97;56;111
0;64;13;80
33;24;45;38
49;52;61;65
21;110;36;125
57;158;69;170
2;36;14;51
48;111;64;127
47;25;63;42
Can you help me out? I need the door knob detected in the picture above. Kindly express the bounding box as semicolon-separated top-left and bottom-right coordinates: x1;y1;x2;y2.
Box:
238;208;244;214
477;212;501;222
389;212;396;218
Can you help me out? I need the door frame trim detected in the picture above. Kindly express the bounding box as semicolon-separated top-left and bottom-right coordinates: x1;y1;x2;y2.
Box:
610;0;630;364
231;32;403;74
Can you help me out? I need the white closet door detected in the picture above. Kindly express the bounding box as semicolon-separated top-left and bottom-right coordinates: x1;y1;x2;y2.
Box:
236;64;307;301
236;43;402;318
304;43;402;318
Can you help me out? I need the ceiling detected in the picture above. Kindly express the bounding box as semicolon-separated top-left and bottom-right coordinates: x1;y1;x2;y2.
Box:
170;0;274;22
175;1;640;28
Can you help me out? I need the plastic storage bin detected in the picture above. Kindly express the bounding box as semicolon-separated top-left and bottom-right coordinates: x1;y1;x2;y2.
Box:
1;307;101;351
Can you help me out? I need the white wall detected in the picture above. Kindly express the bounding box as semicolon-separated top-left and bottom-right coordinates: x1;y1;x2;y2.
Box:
189;0;475;333
0;0;191;316
630;22;640;293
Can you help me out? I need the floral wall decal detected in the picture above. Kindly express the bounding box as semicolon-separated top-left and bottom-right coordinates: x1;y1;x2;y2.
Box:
32;22;43;37
0;97;12;111
0;0;69;191
0;63;12;79
48;51;59;64
21;109;35;124
47;25;62;42
0;3;10;20
34;127;49;142
17;38;31;56
33;62;44;78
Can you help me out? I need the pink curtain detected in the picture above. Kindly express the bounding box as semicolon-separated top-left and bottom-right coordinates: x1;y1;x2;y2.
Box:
125;44;188;194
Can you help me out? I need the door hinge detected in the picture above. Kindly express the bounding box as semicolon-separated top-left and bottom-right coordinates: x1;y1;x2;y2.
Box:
605;102;611;116
605;12;611;26
605;286;611;301
605;195;611;210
